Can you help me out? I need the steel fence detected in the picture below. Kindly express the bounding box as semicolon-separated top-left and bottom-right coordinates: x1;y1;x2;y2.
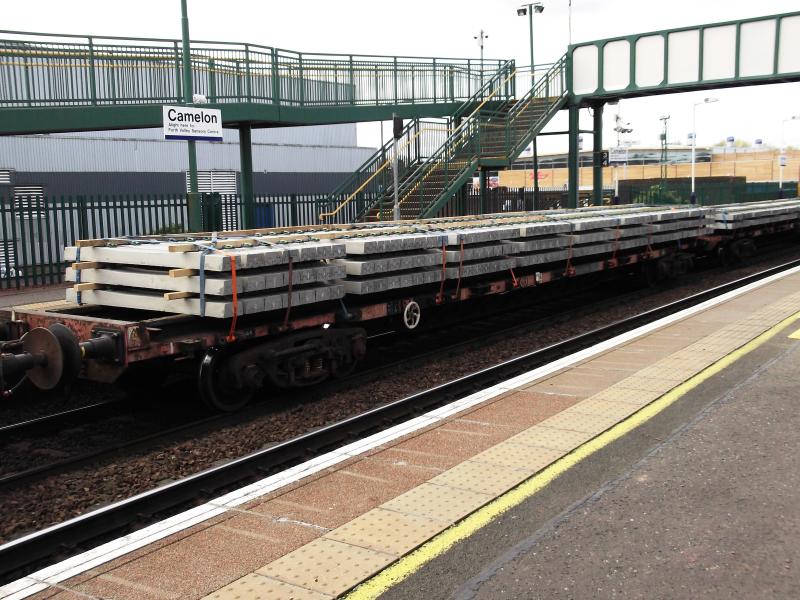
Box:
1;184;792;289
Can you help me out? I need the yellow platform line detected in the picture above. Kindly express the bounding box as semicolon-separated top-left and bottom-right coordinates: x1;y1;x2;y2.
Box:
345;309;800;600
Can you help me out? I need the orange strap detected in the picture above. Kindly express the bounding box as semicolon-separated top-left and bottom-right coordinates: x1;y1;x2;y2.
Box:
564;235;575;277
226;255;239;342
453;239;465;300
283;256;294;329
509;267;519;288
611;226;621;261
436;240;447;304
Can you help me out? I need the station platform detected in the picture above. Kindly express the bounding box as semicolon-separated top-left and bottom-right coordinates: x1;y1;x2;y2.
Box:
7;268;800;600
0;285;67;309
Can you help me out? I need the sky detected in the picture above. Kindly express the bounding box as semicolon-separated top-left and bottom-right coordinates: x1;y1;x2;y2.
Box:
3;0;800;155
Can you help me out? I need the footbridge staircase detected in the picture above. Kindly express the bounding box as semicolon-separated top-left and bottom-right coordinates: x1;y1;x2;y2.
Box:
321;57;567;222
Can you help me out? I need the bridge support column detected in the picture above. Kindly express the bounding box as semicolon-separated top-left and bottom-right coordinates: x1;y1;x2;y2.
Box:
239;123;254;229
533;136;540;210
567;104;580;209
186;142;202;232
479;169;487;214
592;102;604;206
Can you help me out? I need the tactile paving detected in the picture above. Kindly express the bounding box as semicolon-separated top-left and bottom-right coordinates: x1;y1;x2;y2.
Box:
590;387;660;405
539;409;623;433
324;508;443;556
468;443;564;474
256;538;393;597
203;573;330;600
508;425;595;451
567;397;641;421
633;365;697;383
381;482;493;523
611;376;677;394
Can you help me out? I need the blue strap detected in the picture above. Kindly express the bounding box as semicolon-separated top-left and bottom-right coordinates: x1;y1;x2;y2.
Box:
195;240;216;318
75;247;82;305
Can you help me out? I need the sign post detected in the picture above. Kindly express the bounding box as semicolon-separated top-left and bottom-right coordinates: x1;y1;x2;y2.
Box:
609;147;627;205
163;106;223;142
180;0;202;232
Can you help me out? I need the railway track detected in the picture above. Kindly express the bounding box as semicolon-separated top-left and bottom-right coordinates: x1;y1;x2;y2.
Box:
0;268;648;491
2;255;799;585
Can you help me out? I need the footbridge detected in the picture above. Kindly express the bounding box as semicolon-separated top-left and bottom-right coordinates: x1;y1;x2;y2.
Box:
1;9;799;226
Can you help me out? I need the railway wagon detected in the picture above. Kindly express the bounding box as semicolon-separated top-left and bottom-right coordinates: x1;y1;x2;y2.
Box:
1;202;797;410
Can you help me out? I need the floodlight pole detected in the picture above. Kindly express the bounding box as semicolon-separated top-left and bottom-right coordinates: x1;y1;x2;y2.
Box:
528;7;535;87
691;97;718;205
779;116;799;196
181;0;201;231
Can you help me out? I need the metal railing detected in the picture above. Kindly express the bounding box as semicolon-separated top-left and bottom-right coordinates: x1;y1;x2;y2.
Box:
0;193;341;289
318;60;516;222
0;30;508;108
389;57;568;220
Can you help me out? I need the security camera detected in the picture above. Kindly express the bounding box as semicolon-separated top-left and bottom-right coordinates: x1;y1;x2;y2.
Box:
517;7;527;15
192;94;209;104
533;3;544;12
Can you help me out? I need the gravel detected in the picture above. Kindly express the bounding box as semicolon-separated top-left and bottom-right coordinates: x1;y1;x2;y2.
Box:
1;247;799;544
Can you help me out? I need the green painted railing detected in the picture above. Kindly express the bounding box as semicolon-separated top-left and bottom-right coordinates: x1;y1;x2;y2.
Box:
0;30;508;108
388;57;568;220
320;60;517;222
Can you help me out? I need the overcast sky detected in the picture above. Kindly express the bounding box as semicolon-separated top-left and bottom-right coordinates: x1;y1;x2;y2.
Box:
4;0;800;154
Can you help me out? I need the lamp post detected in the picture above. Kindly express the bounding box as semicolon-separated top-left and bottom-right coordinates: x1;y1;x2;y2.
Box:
180;0;202;231
474;30;488;86
780;115;800;196
691;97;718;204
517;3;544;87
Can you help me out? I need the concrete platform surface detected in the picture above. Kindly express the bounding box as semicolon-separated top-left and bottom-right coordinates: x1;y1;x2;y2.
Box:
6;268;800;600
0;285;66;308
386;309;800;600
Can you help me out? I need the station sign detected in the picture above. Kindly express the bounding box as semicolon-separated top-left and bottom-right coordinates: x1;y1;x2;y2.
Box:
162;105;223;142
609;147;628;164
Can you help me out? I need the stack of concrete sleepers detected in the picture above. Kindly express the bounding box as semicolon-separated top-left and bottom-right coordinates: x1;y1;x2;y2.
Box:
704;199;800;230
58;206;718;316
63;238;346;318
334;232;443;295
335;223;522;296
512;207;706;268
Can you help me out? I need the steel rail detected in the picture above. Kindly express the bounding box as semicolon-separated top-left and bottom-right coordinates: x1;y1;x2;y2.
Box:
0;401;122;443
2;257;800;584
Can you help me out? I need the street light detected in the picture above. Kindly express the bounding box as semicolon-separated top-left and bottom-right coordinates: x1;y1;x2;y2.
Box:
474;29;488;85
517;3;544;87
691;97;718;204
780;115;800;196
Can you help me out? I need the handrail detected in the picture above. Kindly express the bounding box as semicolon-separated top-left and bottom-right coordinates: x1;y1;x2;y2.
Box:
0;30;513;111
395;68;519;205
388;56;568;219
325;119;417;202
0;29;507;62
452;59;515;118
319;126;449;221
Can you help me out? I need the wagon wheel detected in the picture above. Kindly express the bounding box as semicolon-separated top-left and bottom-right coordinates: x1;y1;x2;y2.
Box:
197;348;253;412
403;300;422;330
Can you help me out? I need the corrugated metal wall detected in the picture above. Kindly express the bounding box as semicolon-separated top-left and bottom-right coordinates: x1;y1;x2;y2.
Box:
0;126;373;173
46;123;359;146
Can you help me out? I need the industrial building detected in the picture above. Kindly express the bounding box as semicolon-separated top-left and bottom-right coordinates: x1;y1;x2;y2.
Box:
0;123;375;199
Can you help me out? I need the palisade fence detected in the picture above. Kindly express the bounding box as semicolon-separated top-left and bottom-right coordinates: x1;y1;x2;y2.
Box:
1;184;789;290
0;189;581;289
